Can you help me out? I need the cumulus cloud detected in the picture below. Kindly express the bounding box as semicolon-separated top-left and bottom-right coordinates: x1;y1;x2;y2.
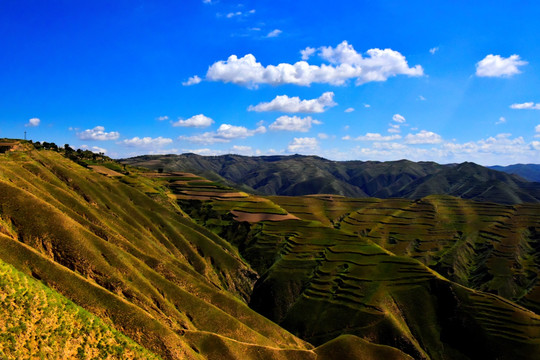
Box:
25;117;40;127
287;137;319;153
182;75;202;86
344;107;355;113
172;114;214;128
77;126;120;141
510;102;540;110
121;136;173;148
80;145;107;154
476;54;527;77
179;124;266;144
405;130;443;144
392;114;406;123
205;41;423;87
269;115;322;132
267;29;282;38
300;47;316;60
535;124;540;138
248;92;336;113
348;133;402;141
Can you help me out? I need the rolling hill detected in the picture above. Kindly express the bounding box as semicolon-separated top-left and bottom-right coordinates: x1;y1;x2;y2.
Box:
122;154;540;204
1;140;540;359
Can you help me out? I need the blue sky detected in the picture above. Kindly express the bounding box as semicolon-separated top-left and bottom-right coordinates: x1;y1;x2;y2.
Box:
1;0;540;165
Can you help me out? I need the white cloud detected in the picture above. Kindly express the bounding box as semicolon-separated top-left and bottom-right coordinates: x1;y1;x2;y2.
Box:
205;41;423;87
364;104;371;108
349;133;402;141
25;117;40;127
475;54;527;77
156;116;169;121
267;29;282;38
392;114;406;123
248;92;336;113
418;95;426;101
532;141;540;150
429;47;439;55
121;136;173;148
269;115;322;132
230;145;255;155
287;137;319;153
535;124;540;138
405;130;443;144
496;116;506;125
318;133;329;139
388;124;401;133
344;107;355;113
182;75;202;86
510;102;540;110
405;130;442;144
202;0;212;3
342;135;351;140
77;126;120;141
179;124;266;144
300;47;316;60
172;114;214;128
80;145;107;154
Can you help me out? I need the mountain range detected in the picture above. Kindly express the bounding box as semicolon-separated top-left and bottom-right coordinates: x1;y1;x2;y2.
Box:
123;154;540;204
1;140;540;359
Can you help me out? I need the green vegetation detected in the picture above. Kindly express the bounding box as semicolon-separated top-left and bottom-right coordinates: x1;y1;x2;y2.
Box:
2;140;540;359
0;259;161;359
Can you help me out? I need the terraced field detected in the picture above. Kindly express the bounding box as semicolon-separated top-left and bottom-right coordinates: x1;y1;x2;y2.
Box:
2;142;540;359
166;176;540;359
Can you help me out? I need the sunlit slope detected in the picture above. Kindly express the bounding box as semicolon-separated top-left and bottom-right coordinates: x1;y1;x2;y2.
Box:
168;179;540;360
0;258;161;359
0;145;320;359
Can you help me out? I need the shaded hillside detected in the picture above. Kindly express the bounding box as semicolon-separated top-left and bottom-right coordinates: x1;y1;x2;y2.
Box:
490;164;540;182
163;172;540;360
122;154;540;204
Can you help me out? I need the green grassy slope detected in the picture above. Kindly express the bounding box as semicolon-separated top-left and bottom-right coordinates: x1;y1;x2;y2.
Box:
168;177;540;359
0;144;321;359
0;258;161;359
122;153;540;204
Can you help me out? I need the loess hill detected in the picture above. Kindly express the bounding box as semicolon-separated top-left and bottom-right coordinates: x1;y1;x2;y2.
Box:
0;140;413;360
122;153;540;205
1;140;540;359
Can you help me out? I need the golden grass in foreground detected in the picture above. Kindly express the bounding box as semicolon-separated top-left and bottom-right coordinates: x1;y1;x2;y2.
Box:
0;259;161;360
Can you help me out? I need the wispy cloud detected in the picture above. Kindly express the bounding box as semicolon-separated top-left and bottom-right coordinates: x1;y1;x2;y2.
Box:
179;124;266;144
266;29;282;38
510;102;540;110
121;136;173;148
